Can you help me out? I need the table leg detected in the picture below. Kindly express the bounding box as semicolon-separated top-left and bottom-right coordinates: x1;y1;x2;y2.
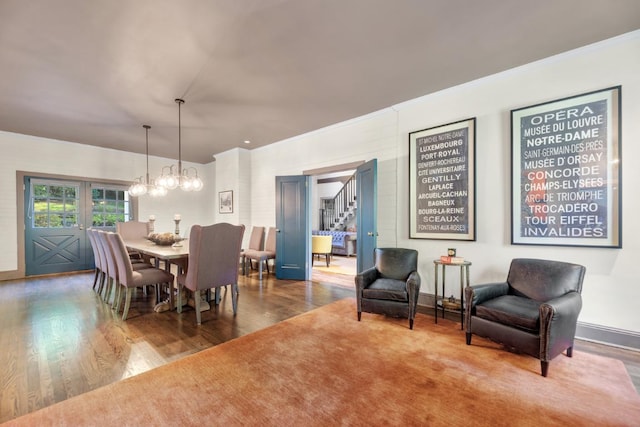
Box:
434;263;438;324
441;266;446;320
459;265;464;330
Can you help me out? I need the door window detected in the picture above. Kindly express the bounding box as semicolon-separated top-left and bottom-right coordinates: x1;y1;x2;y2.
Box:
30;180;80;228
91;186;132;227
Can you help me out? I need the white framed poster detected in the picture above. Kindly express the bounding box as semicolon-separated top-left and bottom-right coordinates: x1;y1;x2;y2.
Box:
409;118;476;241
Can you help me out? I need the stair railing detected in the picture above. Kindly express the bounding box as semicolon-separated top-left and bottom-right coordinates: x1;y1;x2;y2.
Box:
320;174;356;230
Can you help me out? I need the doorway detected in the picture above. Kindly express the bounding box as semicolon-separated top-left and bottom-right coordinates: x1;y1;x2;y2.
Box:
309;167;359;284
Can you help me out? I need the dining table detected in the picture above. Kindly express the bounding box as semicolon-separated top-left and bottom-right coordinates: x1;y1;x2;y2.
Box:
124;238;189;311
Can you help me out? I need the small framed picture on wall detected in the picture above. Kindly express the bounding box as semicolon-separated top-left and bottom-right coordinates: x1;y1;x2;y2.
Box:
219;190;233;214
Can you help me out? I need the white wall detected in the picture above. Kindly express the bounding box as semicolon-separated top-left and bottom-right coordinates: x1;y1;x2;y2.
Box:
239;31;640;334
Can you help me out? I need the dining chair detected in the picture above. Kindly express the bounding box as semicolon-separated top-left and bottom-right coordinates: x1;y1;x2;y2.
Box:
177;223;245;325
106;232;175;320
86;229;105;293
243;227;276;280
95;230;118;303
95;230;154;304
242;226;265;274
116;220;150;262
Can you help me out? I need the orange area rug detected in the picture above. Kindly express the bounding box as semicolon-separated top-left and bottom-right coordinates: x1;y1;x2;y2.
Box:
4;298;639;426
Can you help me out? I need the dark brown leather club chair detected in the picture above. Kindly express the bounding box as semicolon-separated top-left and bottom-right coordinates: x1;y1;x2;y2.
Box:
355;248;421;329
465;258;586;377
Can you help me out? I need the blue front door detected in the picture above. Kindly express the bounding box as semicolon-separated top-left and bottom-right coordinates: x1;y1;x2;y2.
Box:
275;175;311;280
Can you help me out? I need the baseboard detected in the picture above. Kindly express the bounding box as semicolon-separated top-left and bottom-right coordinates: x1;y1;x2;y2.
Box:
576;322;640;352
417;293;640;352
0;270;21;282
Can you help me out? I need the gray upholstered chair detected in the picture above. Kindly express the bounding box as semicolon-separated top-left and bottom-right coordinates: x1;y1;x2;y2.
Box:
116;220;150;261
86;229;105;293
355;248;421;329
242;226;265;275
465;258;586;377
106;232;174;320
243;227;276;280
177;223;245;325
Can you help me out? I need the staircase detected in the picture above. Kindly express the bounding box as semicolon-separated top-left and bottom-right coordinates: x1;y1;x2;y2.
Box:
319;174;357;231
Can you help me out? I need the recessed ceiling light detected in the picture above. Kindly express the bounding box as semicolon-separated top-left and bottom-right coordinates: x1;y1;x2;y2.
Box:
244;140;251;144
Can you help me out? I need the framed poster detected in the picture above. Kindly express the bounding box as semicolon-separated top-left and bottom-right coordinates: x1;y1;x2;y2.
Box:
511;86;621;248
219;190;233;214
409;118;476;240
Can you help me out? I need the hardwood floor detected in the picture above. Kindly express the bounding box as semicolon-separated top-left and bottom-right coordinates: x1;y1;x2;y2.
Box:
1;265;638;423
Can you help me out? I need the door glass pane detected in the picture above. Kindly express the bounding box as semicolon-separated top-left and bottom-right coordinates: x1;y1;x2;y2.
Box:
34;213;48;228
30;181;80;228
91;185;131;227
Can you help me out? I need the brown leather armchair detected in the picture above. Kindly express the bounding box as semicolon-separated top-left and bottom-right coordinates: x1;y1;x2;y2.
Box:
355;248;421;329
465;258;586;377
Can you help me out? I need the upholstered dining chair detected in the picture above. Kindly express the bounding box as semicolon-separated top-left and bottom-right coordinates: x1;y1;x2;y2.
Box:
242;226;265;274
96;230;122;304
243;227;276;280
116;221;149;261
106;232;174;320
355;248;421;329
465;258;586;377
86;229;103;292
311;235;332;267
96;230;153;305
177;223;245;325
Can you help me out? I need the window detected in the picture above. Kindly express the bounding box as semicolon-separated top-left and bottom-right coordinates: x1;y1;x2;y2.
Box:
91;186;131;227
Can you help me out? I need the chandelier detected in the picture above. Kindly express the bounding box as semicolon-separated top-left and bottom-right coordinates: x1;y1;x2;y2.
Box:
156;98;204;192
128;125;167;197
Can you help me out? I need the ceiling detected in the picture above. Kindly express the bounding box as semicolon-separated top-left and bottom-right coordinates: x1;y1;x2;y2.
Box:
0;1;638;164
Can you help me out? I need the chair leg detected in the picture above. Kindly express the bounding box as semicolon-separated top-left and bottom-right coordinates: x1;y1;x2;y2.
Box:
566;346;573;357
122;288;133;320
92;269;100;290
325;254;330;267
258;261;263;280
104;278;114;305
541;361;549;377
194;290;202;325
97;275;105;299
409;318;414;330
231;283;239;315
357;311;361;321
113;283;120;312
466;332;472;345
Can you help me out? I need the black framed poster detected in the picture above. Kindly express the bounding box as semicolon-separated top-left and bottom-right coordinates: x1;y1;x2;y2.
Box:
511;86;621;248
409;118;476;240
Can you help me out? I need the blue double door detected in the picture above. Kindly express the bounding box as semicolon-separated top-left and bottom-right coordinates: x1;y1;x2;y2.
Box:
275;159;377;280
24;176;132;276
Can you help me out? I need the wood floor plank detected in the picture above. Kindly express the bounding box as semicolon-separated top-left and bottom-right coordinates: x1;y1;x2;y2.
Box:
0;262;638;423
